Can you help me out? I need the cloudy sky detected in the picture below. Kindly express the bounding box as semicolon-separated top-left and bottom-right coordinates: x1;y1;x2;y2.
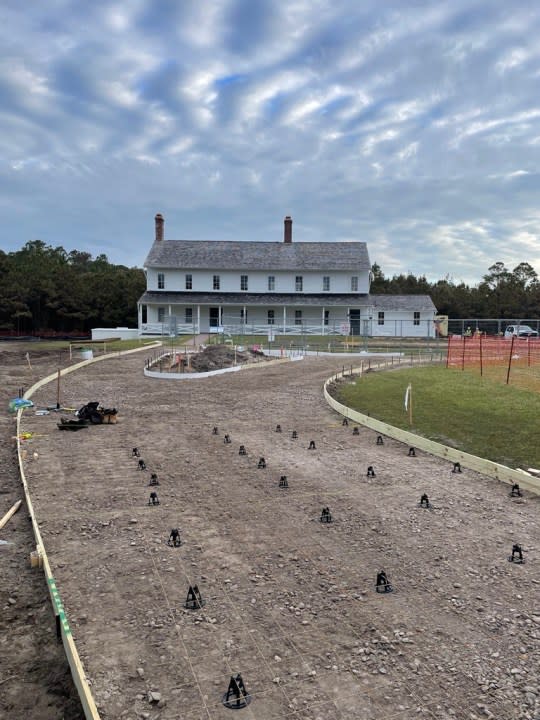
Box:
1;0;540;284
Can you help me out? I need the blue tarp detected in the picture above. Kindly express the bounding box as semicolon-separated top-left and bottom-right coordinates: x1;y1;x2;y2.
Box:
8;398;34;412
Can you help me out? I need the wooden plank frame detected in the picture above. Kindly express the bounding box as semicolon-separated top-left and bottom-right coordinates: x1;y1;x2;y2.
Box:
323;367;540;496
15;341;161;720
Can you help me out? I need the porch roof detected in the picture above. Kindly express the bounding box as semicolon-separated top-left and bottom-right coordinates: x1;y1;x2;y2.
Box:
369;294;436;311
139;291;369;307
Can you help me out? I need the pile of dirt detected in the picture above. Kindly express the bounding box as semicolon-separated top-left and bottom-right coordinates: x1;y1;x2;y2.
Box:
190;343;269;372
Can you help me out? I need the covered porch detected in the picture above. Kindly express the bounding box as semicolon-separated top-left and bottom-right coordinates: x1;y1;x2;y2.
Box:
138;292;368;337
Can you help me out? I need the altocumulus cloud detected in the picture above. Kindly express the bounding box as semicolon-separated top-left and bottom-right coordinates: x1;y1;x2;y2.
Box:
1;0;540;283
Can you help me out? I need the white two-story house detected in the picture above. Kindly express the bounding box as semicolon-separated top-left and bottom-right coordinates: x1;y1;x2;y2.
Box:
138;214;436;337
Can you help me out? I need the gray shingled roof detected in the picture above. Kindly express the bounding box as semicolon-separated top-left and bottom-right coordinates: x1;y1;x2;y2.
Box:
138;291;435;311
144;240;370;272
368;294;436;311
139;291;370;307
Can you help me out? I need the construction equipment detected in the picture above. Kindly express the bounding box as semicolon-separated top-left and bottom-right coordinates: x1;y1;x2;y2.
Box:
75;401;118;425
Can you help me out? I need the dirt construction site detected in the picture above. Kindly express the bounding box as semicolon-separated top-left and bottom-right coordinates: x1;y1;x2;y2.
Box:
1;347;540;719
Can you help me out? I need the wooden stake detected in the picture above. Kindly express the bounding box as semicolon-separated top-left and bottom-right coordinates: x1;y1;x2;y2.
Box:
0;675;17;687
506;335;515;385
56;368;61;409
409;384;413;426
0;500;22;530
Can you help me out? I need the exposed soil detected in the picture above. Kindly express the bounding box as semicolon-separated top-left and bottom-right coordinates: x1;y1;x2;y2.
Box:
156;344;274;375
190;344;271;373
3;348;540;719
0;345;84;719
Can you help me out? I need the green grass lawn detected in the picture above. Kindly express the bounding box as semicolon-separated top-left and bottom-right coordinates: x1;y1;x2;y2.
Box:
226;334;446;355
335;365;540;469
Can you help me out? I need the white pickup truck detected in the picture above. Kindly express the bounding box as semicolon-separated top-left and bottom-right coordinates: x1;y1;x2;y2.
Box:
504;324;538;338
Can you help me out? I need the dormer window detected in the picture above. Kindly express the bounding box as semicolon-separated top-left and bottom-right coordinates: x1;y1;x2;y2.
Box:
295;276;303;292
213;275;220;290
323;276;330;291
240;275;248;291
157;272;165;289
351;276;358;292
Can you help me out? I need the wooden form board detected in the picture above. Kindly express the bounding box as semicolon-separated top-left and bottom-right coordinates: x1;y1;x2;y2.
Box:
14;344;159;720
0;500;22;530
324;368;540;496
17;401;102;719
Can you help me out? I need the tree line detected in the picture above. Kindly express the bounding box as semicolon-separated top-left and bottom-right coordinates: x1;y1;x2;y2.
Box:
370;261;540;319
0;241;145;335
0;240;538;335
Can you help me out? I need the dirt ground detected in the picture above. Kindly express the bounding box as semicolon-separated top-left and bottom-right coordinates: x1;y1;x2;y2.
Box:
159;344;274;373
191;344;271;372
0;345;83;719
3;347;540;719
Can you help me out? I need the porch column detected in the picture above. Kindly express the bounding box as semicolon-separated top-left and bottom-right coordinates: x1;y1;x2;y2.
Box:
197;305;201;334
137;303;142;334
283;306;287;333
321;306;325;336
243;305;246;334
219;306;222;329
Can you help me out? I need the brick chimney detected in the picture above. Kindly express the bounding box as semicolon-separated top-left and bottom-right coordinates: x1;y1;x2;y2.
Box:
155;213;164;242
284;215;292;244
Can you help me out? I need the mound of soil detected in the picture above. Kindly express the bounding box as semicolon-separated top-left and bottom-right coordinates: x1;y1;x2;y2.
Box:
190;343;268;372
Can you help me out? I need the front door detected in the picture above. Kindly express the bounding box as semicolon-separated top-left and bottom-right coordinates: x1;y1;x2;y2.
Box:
349;309;360;336
209;307;221;328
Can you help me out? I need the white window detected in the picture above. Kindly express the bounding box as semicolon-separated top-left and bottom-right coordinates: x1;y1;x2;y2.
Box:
268;275;275;291
213;275;220;290
185;274;192;290
295;276;303;291
295;310;302;325
268;310;275;325
351;276;358;291
185;308;193;323
378;311;384;325
157;272;165;289
157;307;165;323
414;311;420;326
323;276;330;291
240;275;248;291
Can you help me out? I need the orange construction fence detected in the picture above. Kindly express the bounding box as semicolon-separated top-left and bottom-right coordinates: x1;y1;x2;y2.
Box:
446;335;540;390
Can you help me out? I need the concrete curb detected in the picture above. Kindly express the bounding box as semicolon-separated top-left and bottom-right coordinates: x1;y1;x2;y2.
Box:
143;354;290;379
